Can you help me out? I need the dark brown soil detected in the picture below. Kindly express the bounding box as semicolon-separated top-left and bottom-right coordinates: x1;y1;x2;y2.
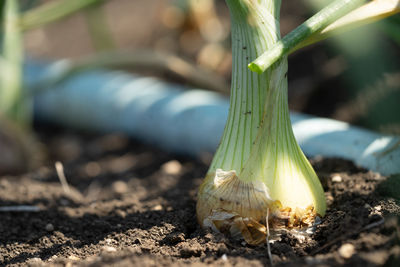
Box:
0;127;399;267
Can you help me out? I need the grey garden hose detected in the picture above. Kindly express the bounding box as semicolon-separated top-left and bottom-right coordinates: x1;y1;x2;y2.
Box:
25;59;400;176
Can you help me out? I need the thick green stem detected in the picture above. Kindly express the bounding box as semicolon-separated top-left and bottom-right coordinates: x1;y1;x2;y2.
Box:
209;0;281;173
241;59;325;213
208;0;326;215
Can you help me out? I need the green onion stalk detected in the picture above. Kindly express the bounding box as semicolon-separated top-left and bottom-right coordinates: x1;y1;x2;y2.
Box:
197;0;326;245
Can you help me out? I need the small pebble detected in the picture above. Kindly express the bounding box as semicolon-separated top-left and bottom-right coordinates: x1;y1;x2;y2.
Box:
105;238;113;245
107;154;136;173
102;246;117;253
338;243;355;259
45;223;54;232
68;255;80;261
115;209;127;218
375;205;382;211
221;254;228;261
112;181;128;194
49;255;58;261
28;257;42;262
84;161;101;177
161;160;182;175
152;204;163;211
332;175;342;183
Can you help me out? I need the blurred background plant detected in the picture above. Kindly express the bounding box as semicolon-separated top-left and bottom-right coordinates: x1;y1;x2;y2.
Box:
0;0;107;174
0;0;399;175
0;0;107;128
305;0;400;134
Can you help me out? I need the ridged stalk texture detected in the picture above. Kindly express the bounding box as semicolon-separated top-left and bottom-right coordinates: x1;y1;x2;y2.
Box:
197;0;326;245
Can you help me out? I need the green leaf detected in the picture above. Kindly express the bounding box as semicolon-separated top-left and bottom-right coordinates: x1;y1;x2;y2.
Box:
249;0;366;73
0;0;27;126
20;0;105;31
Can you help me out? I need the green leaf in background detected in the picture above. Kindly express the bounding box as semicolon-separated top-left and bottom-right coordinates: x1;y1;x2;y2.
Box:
304;0;400;134
0;0;28;126
1;0;39;26
381;15;400;45
20;0;105;31
84;2;115;52
0;0;109;128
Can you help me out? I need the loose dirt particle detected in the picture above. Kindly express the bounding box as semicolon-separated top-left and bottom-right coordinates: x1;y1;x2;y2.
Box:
338;243;355;259
45;223;54;232
102;246;117;253
332;175;342;183
68;255;80;261
152;204;163;211
161;160;182;175
112;181;128;194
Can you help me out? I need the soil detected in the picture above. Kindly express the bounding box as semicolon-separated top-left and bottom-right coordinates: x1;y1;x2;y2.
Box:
0;127;399;267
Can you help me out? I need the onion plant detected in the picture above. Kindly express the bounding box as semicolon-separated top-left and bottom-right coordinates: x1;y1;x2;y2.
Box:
196;0;399;245
0;0;106;128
